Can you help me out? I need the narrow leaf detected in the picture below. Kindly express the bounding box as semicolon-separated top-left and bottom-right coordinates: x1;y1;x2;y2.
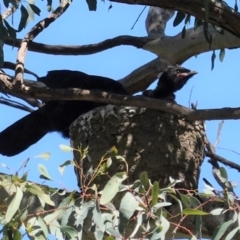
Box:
38;164;52;180
182;208;208;215
29;4;41;15
151;181;159;207
181;25;186;39
86;0;97;11
212;220;234;240
225;227;239;240
211;50;216;70
119;192;139;235
173;11;186;27
27;184;55;206
18;5;29;31
100;172;127;205
59;144;73;152
194;17;202;30
5;186;23;223
61;226;78;239
35;152;51;160
139;172;149;191
210;208;224;216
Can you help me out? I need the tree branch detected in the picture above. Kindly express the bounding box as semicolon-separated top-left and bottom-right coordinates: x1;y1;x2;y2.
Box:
14;0;71;86
5;24;240;93
205;151;240;172
2;79;240;121
111;0;240;38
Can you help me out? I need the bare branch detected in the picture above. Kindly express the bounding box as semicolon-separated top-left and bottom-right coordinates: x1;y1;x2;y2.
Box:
1;76;240;121
205;151;240;172
4;36;151;55
5;24;240;93
14;0;71;86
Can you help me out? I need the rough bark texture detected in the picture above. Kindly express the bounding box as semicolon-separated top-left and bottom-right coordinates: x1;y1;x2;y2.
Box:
70;105;205;191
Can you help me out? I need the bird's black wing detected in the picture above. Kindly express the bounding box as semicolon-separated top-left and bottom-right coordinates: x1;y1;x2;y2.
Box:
0;70;128;156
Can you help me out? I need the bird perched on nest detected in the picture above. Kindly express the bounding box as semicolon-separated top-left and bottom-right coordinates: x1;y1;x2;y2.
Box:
142;65;197;101
0;65;197;156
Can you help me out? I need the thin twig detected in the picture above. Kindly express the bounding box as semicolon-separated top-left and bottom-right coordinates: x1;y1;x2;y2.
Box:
131;6;147;30
214;120;224;148
0;96;34;112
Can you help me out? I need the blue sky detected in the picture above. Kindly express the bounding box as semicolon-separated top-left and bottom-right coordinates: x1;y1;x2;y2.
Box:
1;0;240;200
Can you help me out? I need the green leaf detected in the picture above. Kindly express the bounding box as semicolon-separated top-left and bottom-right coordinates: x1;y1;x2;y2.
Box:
26;0;35;23
38;164;52;180
5;186;23;223
58;160;74;175
151;181;159;207
35;152;51;160
203;23;212;46
37;216;48;238
194;18;202;30
184;14;191;25
27;184;55;206
46;0;52;12
139;172;149;191
47;219;63;239
180;194;190;208
29;4;41;15
225;226;239;240
13;229;21;240
182;208;208;216
86;0;97;11
220;166;228;179
152;202;172;212
212;220;234;240
204;0;209;21
61;226;78;239
59;144;73;152
100;172;127;205
18;5;29;31
210;208;224;216
93;200;105;232
3;0;10;7
211;50;216;70
234;2;238;11
173;11;186;27
181;25;186;39
119;192;138;235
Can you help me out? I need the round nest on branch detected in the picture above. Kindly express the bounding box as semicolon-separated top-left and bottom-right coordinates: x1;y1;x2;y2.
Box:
70;105;205;190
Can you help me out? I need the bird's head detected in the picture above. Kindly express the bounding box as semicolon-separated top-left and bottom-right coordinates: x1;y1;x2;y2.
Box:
158;65;198;92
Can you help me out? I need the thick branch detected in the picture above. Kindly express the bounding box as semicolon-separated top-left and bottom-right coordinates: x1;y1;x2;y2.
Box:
5;36;150;55
3;82;240;121
5;25;240;93
111;0;240;38
205;151;240;172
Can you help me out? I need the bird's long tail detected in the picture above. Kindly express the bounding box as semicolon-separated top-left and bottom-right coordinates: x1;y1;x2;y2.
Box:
0;106;51;156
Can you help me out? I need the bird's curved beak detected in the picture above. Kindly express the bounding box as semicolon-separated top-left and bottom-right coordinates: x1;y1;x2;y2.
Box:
177;71;198;77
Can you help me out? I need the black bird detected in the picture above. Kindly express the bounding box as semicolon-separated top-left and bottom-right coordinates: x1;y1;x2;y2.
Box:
0;70;128;156
0;65;197;157
142;65;197;101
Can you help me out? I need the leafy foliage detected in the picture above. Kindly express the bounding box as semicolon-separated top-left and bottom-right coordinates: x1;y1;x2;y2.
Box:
0;146;239;240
